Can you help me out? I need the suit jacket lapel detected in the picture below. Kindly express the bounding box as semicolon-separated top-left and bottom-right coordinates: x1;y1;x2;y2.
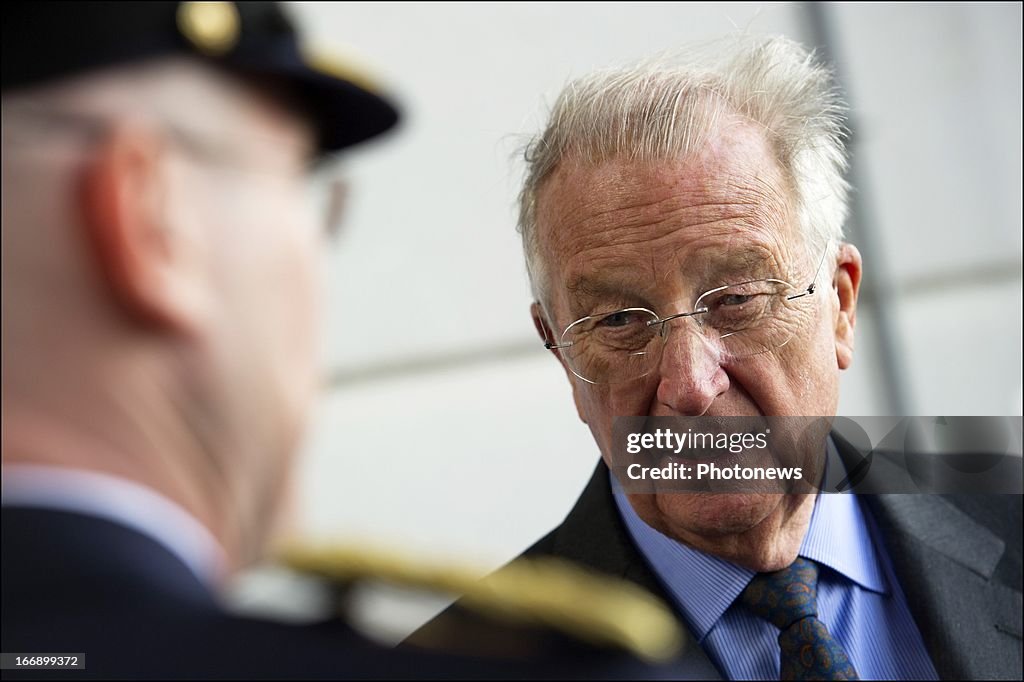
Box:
548;462;662;592
864;493;1022;680
831;432;1023;679
545;461;723;680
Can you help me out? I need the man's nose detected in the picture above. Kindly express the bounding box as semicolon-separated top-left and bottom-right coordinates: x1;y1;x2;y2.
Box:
654;318;729;416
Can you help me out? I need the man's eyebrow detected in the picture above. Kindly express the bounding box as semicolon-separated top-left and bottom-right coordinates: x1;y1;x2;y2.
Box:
561;270;638;315
564;273;644;310
701;249;778;280
566;274;620;298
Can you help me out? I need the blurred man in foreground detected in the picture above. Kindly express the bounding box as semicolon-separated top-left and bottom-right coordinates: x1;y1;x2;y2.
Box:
418;35;1022;680
1;2;679;679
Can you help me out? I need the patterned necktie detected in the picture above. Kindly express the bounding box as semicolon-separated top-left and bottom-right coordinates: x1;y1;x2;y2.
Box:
739;557;859;681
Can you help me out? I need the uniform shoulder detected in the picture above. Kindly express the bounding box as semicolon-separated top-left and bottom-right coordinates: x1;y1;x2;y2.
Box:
281;543;684;665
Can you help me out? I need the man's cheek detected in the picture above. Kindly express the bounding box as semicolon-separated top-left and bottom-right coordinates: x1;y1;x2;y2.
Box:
601;381;655;418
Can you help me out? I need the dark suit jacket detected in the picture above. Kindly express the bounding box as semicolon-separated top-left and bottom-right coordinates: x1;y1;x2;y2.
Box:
0;506;676;680
418;437;1023;680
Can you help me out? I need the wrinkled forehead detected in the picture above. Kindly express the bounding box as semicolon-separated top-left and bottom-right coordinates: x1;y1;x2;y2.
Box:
534;120;804;313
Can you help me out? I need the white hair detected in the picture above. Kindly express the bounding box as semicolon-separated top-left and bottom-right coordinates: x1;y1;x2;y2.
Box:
518;34;850;304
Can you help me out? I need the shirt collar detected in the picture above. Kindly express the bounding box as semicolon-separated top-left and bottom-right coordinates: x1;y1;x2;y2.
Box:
801;436;888;594
799;488;888;595
611;437;889;641
2;463;228;588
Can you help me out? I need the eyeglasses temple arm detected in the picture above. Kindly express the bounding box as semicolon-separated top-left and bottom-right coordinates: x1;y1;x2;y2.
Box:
787;244;831;300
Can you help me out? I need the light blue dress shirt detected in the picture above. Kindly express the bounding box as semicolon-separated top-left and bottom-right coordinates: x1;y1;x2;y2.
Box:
611;453;939;680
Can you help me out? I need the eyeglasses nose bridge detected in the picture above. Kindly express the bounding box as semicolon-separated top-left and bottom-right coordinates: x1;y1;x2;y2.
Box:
648;308;709;338
649;308;726;374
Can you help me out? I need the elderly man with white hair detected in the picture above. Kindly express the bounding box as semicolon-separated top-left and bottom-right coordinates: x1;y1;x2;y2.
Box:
417;35;1022;681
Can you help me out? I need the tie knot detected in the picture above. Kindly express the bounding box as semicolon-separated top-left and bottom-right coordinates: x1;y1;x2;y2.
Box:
740;557;820;630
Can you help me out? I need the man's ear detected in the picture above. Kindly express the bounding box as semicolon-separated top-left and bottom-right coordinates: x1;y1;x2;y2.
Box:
531;301;589;425
79;123;209;336
833;242;862;370
530;301;556;350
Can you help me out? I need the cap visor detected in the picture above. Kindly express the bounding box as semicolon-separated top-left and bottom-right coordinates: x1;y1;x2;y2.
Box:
225;44;400;153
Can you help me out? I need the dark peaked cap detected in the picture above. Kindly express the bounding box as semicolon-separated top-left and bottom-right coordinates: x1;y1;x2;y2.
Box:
1;1;400;153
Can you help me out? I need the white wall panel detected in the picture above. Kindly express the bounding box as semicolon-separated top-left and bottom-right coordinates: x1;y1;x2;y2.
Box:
829;3;1022;284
